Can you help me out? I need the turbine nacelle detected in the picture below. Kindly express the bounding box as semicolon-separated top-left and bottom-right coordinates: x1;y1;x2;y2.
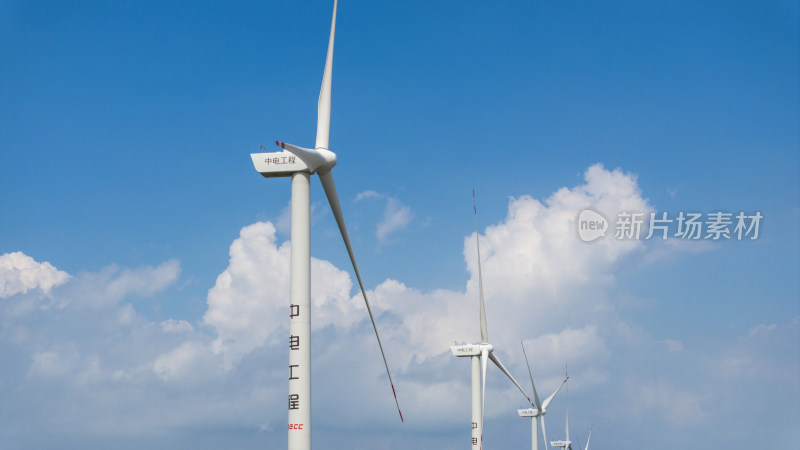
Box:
518;408;541;417
249;142;338;178
450;343;493;357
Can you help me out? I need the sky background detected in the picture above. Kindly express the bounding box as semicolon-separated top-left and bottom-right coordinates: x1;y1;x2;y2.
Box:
1;0;798;449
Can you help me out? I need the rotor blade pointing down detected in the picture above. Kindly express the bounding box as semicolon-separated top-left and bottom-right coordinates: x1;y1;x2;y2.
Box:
541;415;550;450
318;170;403;422
488;352;533;406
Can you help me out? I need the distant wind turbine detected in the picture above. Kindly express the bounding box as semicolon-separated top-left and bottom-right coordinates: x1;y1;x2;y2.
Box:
451;191;533;449
584;424;593;450
518;342;569;450
249;1;402;448
550;368;573;450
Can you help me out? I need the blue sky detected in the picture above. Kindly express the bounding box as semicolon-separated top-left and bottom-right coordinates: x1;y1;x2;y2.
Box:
1;1;798;449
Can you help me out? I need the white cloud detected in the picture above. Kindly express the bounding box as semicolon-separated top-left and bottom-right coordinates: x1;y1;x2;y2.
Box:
0;252;70;298
353;191;414;244
748;323;778;337
376;198;414;243
3;164;795;448
355;190;383;201
152;341;218;383
160;319;194;333
664;339;684;352
104;259;181;301
202;221;356;368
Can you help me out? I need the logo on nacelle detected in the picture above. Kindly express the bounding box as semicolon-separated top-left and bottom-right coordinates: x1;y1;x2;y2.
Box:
450;344;482;356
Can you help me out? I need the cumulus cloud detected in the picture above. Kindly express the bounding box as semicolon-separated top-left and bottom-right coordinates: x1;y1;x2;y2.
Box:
160;319;194;333
355;190;414;244
3;164;793;448
0;252;70;298
355;190;383;201
377;198;414;243
104;259;181;301
203;221;356;368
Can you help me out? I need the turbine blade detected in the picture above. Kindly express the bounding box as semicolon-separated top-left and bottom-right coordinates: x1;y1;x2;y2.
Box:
541;415;550;450
315;0;337;150
474;190;488;344
318;170;403;422
542;376;568;410
488;351;533;406
522;341;543;412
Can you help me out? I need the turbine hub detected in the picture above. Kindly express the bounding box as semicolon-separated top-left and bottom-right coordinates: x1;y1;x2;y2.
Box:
314;147;338;172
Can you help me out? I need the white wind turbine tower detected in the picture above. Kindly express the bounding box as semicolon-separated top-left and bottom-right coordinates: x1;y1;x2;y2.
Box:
249;1;402;448
550;369;572;450
451;191;533;449
518;342;569;450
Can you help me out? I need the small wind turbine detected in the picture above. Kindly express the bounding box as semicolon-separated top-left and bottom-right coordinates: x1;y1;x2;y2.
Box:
550;368;572;450
249;1;402;449
451;191;533;449
584;425;592;450
518;342;568;450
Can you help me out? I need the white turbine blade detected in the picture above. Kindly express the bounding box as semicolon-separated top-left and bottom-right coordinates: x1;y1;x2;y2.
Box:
542;376;568;410
488;351;533;406
276;141;326;171
473;190;488;344
584;425;592;450
318;170;403;422
541;415;550;450
480;348;488;443
315;0;336;151
521;342;543;412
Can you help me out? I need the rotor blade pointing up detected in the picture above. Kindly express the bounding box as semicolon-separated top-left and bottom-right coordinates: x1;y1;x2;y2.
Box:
522;342;542;412
315;0;336;151
488;352;533;406
542;376;568;411
473;190;488;345
318;170;403;422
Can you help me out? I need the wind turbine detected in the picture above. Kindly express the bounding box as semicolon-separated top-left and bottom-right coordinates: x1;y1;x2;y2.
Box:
518;342;568;450
550;369;572;450
249;1;402;448
583;425;592;450
451;191;533;449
